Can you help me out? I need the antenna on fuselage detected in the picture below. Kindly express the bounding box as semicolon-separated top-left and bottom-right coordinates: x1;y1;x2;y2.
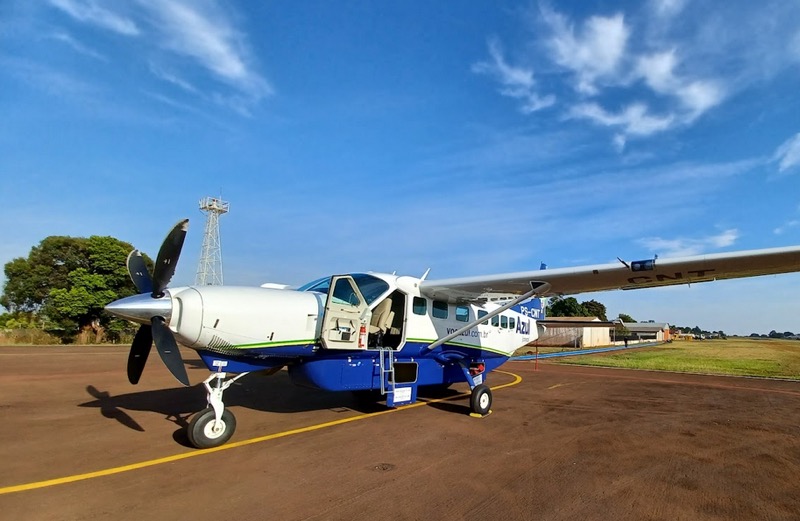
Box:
420;268;431;281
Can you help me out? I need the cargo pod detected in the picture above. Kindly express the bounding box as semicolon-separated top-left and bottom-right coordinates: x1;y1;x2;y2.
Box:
320;275;371;350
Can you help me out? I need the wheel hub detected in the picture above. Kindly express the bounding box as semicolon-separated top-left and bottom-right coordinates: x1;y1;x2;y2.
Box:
203;419;227;439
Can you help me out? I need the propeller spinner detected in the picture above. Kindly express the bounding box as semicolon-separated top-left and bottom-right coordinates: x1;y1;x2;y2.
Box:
105;219;190;386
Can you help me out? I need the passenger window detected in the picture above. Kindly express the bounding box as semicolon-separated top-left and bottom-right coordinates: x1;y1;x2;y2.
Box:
432;300;448;319
413;297;427;315
509;317;516;330
501;316;508;329
455;306;469;322
478;310;488;325
491;316;499;327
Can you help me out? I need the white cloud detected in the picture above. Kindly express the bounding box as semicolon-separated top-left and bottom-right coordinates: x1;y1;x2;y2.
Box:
677;80;723;118
148;62;198;94
636;50;724;119
773;133;800;173
472;39;555;113
49;0;139;36
474;5;740;147
774;220;800;235
44;0;271;115
569;102;674;136
541;8;629;95
791;31;800;62
2;57;98;98
142;0;271;100
49;31;107;61
637;229;740;257
649;0;687;18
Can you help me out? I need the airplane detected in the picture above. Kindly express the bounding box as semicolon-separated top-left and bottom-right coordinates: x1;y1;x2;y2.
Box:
105;219;800;449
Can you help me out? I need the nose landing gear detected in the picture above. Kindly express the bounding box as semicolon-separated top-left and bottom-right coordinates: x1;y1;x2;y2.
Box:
187;371;249;449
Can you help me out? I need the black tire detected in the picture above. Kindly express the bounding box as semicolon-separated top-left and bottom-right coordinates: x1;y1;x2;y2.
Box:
470;384;492;415
187;407;237;449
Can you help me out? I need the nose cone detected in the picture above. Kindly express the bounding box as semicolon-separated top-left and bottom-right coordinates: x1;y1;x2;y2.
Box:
105;292;173;324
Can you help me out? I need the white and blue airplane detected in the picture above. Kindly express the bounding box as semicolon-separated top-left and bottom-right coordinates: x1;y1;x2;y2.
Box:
105;220;800;449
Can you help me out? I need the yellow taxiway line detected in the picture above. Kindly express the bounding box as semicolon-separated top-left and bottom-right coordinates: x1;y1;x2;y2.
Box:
0;371;522;495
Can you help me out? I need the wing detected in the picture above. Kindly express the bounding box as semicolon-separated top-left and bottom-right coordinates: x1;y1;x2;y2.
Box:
419;246;800;303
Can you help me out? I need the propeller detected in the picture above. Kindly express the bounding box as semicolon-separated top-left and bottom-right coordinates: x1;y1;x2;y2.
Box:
117;219;190;386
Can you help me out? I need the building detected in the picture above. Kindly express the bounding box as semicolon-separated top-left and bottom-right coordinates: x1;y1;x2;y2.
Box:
529;318;671;348
624;322;672;342
530;317;611;348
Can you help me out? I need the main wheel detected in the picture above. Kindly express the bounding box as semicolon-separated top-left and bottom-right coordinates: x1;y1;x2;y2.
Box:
470;384;492;415
187;407;237;449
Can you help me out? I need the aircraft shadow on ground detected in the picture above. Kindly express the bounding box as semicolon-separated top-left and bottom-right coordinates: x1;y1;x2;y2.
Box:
79;373;472;434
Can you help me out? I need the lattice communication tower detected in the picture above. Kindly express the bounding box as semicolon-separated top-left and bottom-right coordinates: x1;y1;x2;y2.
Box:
195;196;229;285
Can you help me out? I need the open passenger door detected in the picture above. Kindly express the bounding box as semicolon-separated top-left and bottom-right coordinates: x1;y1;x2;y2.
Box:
320;275;371;350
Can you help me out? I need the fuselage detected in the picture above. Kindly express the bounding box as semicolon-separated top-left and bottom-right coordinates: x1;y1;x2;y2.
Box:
110;273;546;391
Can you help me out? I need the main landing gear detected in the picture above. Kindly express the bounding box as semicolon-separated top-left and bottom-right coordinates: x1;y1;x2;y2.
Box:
470;384;492;416
458;360;492;418
187;371;249;449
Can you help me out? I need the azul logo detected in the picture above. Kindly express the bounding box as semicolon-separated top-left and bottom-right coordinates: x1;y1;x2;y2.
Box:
516;319;531;335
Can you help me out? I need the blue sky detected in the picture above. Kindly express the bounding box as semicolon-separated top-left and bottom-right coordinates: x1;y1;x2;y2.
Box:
1;0;799;335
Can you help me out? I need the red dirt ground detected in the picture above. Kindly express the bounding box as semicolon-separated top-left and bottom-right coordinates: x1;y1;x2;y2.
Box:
1;345;799;520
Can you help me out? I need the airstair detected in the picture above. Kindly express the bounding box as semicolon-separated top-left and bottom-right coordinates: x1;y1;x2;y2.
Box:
378;347;395;397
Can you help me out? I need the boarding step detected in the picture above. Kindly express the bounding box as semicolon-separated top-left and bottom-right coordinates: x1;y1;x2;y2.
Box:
378;349;419;407
378;347;395;396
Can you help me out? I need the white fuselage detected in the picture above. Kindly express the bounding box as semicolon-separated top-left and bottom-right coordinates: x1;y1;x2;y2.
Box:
163;273;543;358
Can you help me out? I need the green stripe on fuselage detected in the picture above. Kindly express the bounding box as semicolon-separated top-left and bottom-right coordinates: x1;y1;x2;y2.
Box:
225;339;316;350
405;338;510;356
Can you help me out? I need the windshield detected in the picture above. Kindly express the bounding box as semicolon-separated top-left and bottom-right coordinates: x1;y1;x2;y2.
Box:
298;273;390;306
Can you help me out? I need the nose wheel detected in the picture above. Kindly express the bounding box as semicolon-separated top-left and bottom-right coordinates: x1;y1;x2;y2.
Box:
188;407;237;448
187;371;249;449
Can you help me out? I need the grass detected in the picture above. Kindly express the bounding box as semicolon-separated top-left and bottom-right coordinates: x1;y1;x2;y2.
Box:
553;338;800;380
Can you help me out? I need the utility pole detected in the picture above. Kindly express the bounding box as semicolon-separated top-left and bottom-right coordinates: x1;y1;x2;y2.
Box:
195;196;229;285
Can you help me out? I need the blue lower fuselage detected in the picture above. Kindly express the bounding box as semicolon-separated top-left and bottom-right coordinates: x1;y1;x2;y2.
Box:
197;341;507;392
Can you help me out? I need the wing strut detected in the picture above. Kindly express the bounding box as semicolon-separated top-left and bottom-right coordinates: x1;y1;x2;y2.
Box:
422;281;551;353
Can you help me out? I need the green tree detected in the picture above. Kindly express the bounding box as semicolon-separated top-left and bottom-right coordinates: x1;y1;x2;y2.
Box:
582;299;608;321
617;313;636;323
1;236;90;312
548;297;590;317
2;235;145;343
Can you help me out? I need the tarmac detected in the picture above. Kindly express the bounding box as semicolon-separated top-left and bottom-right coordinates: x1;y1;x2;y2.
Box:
1;344;799;520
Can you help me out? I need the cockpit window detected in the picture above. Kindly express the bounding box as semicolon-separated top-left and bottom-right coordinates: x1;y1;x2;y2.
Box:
350;274;390;305
331;278;361;307
298;273;389;306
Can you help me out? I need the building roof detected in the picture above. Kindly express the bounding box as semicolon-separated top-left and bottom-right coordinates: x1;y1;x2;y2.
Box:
625;322;670;332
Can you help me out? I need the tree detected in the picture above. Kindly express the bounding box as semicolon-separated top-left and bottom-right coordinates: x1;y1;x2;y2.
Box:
617;313;635;323
2;234;146;343
548;297;589;317
582;299;608;321
1;236;90;312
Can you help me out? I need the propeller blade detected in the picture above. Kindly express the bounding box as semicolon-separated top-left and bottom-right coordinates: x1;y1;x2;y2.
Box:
152;219;189;298
151;316;190;386
126;250;153;295
128;324;153;385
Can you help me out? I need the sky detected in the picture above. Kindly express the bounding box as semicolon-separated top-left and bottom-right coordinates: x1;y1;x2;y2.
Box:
1;0;799;336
